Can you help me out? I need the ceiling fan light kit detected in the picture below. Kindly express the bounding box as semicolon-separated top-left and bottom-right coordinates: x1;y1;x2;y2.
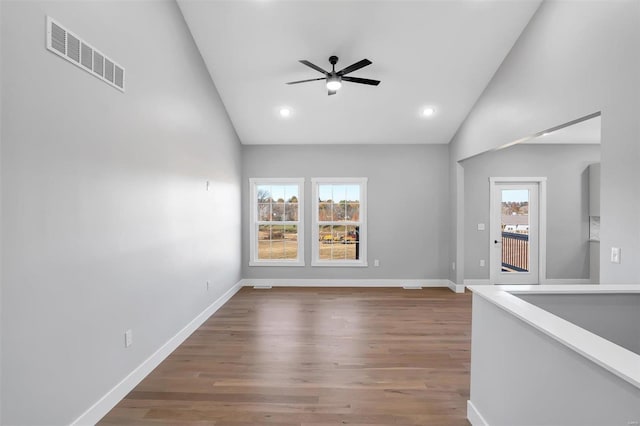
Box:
286;55;380;96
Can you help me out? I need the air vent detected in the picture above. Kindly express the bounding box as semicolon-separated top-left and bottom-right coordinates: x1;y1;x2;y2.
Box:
114;66;124;89
50;22;66;54
104;58;114;83
67;33;80;62
46;16;125;92
93;52;104;77
80;42;92;69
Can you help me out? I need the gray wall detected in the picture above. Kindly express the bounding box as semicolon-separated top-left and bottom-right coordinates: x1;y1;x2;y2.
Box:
470;295;640;425
1;1;242;424
462;144;600;280
517;293;640;355
0;1;3;421
449;0;640;285
242;144;450;280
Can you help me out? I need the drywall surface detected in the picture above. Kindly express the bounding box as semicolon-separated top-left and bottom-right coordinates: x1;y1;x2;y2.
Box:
516;293;640;355
0;2;3;422
242;144;450;280
1;1;241;424
470;295;640;425
450;0;640;284
462;144;600;280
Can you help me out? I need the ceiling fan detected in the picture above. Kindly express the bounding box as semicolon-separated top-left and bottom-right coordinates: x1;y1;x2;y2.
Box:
286;55;380;96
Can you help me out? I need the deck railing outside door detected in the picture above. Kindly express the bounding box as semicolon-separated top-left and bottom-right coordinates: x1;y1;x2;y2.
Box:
502;232;529;272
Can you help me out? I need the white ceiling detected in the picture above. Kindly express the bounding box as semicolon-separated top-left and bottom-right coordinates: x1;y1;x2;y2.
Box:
178;0;542;145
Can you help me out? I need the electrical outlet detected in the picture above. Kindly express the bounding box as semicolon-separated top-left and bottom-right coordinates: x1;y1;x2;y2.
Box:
124;329;133;348
374;259;380;267
479;259;486;267
611;247;621;264
477;223;485;231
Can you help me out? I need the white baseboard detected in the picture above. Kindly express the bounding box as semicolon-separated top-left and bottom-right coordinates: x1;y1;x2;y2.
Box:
447;281;466;293
464;279;491;286
467;400;489;426
541;278;593;285
71;280;244;426
241;278;463;293
465;278;592;286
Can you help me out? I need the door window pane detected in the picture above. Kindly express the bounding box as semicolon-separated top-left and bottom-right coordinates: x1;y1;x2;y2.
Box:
501;189;529;272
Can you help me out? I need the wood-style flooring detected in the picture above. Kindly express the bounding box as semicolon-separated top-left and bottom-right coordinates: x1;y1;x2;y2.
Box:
99;287;472;425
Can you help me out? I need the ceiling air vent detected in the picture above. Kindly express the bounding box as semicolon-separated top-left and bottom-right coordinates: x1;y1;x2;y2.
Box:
46;16;125;92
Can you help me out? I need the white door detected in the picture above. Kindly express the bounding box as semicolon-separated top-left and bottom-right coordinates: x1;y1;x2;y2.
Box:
490;181;540;285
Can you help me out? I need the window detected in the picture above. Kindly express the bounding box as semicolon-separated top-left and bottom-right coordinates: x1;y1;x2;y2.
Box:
312;178;367;266
249;178;304;266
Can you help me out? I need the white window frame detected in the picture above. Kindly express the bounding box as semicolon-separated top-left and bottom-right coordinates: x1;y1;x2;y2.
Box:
249;178;305;267
311;177;368;267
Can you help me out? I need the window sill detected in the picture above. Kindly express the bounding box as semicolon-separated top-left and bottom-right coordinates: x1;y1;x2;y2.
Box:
249;261;305;267
311;261;368;267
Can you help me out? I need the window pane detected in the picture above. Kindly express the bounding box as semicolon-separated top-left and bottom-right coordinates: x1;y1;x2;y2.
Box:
319;202;332;221
347;202;359;221
333;201;346;221
332;185;347;203
258;203;271;221
284;185;298;202
257;185;272;202
257;225;272;260
272;202;285;221
282;225;298;260
346;185;360;202
501;189;530;273
285;202;298;221
318;184;361;223
318;185;333;203
258;224;298;260
270;185;286;203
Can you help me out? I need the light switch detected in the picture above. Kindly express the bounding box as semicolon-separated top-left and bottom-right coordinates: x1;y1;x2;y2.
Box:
611;247;621;264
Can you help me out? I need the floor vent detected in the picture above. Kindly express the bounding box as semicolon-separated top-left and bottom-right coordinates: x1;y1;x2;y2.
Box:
46;16;125;92
402;285;423;290
253;285;273;290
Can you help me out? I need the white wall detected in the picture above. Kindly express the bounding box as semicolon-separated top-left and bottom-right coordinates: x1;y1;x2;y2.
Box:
462;144;600;280
0;1;242;424
242;144;450;281
450;0;640;284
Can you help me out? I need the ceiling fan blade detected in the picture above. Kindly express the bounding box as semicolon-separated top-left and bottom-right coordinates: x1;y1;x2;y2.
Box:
286;77;326;85
342;76;381;86
299;60;329;75
328;89;337;96
337;59;372;76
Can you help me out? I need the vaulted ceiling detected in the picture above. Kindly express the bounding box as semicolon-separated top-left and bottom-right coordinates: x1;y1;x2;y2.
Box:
178;0;542;145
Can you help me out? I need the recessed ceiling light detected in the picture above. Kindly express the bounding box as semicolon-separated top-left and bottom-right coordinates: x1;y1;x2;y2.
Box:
279;107;291;118
541;132;551;136
422;107;436;117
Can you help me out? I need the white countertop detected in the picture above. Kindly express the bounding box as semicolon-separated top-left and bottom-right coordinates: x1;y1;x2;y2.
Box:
468;284;640;390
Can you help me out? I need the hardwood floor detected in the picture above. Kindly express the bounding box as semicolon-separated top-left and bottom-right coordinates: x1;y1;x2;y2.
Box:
99;287;472;425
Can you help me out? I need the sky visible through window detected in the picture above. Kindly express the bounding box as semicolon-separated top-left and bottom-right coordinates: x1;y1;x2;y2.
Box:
258;185;298;201
318;184;360;202
502;189;529;203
